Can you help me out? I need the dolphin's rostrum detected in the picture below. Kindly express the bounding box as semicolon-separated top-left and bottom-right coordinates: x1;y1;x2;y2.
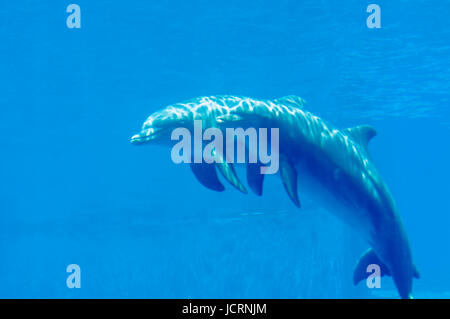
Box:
131;95;419;299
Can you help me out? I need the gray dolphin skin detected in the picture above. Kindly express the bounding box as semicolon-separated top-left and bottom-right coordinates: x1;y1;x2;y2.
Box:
131;95;419;299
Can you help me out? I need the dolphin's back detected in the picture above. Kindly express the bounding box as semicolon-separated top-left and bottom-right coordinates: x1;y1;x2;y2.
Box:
217;95;400;234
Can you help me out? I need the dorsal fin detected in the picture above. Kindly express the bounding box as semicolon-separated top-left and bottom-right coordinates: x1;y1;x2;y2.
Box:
344;125;377;151
273;95;306;108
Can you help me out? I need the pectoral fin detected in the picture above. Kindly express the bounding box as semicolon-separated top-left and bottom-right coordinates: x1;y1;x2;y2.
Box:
213;150;248;194
247;162;264;196
279;157;300;208
190;162;225;192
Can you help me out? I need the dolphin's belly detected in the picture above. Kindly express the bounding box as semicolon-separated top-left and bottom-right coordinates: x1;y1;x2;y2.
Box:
295;161;375;245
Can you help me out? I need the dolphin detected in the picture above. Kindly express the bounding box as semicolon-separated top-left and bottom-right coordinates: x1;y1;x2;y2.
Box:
131;95;419;299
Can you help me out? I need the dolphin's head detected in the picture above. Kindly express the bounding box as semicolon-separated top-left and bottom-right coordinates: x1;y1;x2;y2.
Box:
131;104;192;145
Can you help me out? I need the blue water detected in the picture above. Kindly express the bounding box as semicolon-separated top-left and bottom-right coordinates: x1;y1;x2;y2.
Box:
1;1;449;298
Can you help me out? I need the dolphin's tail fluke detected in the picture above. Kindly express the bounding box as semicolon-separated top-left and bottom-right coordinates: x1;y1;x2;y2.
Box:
353;248;390;287
353;248;421;299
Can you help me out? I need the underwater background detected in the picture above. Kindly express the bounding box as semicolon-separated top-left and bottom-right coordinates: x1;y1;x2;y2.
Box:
0;0;449;298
